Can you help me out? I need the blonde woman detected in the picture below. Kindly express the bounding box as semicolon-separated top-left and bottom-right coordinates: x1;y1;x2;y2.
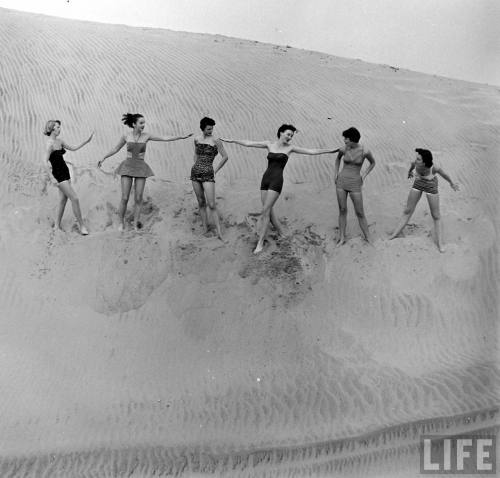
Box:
43;119;93;235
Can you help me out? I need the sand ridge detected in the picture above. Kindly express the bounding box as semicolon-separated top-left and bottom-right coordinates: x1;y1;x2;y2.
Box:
0;7;498;477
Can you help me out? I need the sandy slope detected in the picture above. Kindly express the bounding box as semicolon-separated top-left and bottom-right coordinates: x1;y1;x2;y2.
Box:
0;7;498;477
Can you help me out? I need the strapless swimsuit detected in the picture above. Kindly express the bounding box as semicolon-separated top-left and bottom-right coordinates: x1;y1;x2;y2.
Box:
115;141;154;178
49;148;70;183
190;142;219;183
260;152;289;194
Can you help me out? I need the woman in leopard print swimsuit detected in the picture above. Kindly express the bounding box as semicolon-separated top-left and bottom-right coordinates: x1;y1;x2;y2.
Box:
190;117;229;240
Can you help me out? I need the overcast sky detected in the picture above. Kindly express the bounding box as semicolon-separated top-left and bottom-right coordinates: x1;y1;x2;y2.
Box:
1;0;499;85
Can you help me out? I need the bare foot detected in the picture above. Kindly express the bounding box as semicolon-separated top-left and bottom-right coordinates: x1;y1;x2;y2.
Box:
438;244;446;253
253;241;264;254
80;225;89;236
335;237;346;247
118;223;125;232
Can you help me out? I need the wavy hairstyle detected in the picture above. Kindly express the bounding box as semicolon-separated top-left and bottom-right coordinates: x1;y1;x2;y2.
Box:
122;113;144;128
43;119;61;136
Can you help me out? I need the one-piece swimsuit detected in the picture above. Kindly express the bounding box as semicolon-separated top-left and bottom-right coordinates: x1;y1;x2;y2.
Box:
336;146;364;192
115;138;154;178
49;148;70;183
260;152;289;194
190;141;219;183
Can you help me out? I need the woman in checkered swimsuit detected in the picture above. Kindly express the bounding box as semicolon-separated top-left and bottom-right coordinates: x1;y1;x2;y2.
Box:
389;148;459;252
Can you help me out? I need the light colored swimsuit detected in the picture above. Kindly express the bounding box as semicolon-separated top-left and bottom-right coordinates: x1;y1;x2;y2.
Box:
413;163;438;194
337;146;364;192
115;137;154;178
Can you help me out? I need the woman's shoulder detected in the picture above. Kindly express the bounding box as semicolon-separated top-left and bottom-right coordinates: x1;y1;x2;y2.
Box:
46;138;59;151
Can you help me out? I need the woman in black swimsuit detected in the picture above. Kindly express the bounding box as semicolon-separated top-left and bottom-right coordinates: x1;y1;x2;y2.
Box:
43;120;93;235
222;124;338;253
190;117;229;240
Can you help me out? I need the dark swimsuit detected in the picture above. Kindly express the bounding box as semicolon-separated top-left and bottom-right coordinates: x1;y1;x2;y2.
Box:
260;152;289;194
49;148;70;183
190;142;219;183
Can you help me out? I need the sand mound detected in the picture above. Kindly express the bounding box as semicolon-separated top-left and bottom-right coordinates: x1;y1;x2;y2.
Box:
0;7;498;477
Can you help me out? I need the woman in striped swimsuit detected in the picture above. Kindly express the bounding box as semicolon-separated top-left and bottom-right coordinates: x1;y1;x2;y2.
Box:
98;113;192;231
389;148;459;252
334;127;376;246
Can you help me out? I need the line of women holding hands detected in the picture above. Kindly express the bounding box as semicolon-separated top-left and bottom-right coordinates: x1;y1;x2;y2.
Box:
43;114;459;252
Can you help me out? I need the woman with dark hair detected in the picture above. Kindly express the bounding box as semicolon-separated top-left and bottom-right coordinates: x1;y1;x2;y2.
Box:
190;117;229;240
98;113;192;231
389;148;459;252
222;124;338;253
334;126;375;246
43;119;93;235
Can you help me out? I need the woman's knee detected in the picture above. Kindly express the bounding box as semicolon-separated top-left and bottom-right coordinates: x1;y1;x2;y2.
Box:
403;206;414;215
338;206;348;216
355;209;366;219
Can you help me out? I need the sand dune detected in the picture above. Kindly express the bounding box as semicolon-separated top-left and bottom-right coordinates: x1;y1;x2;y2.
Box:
0;7;498;477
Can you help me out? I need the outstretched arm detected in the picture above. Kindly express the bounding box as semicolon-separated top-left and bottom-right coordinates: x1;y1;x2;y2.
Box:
361;149;376;181
220;138;269;149
148;133;193;142
435;167;459;190
98;136;126;167
62;131;94;151
214;139;229;175
289;146;340;155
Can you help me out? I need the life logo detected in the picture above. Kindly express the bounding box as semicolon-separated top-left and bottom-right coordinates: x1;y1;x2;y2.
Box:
420;434;496;474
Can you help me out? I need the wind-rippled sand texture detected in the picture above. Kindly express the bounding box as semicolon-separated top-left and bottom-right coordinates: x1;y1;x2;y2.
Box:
0;7;498;477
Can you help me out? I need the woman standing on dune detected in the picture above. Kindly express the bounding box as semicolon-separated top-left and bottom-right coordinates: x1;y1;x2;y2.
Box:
222;124;338;253
334;127;376;246
190;117;229;240
389;148;459;252
98;113;192;231
43;120;93;235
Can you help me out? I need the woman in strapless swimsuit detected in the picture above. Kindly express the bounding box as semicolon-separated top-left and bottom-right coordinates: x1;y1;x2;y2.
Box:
190;117;229;240
98;113;192;231
43;119;94;235
334;127;376;246
222;124;339;254
389;148;459;252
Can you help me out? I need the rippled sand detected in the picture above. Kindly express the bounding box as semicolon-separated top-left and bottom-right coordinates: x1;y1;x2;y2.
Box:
0;7;498;477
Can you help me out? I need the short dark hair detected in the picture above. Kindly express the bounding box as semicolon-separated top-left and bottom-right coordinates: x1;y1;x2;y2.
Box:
122;113;144;128
342;127;361;143
415;148;433;167
200;117;216;130
277;124;297;138
44;119;61;136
